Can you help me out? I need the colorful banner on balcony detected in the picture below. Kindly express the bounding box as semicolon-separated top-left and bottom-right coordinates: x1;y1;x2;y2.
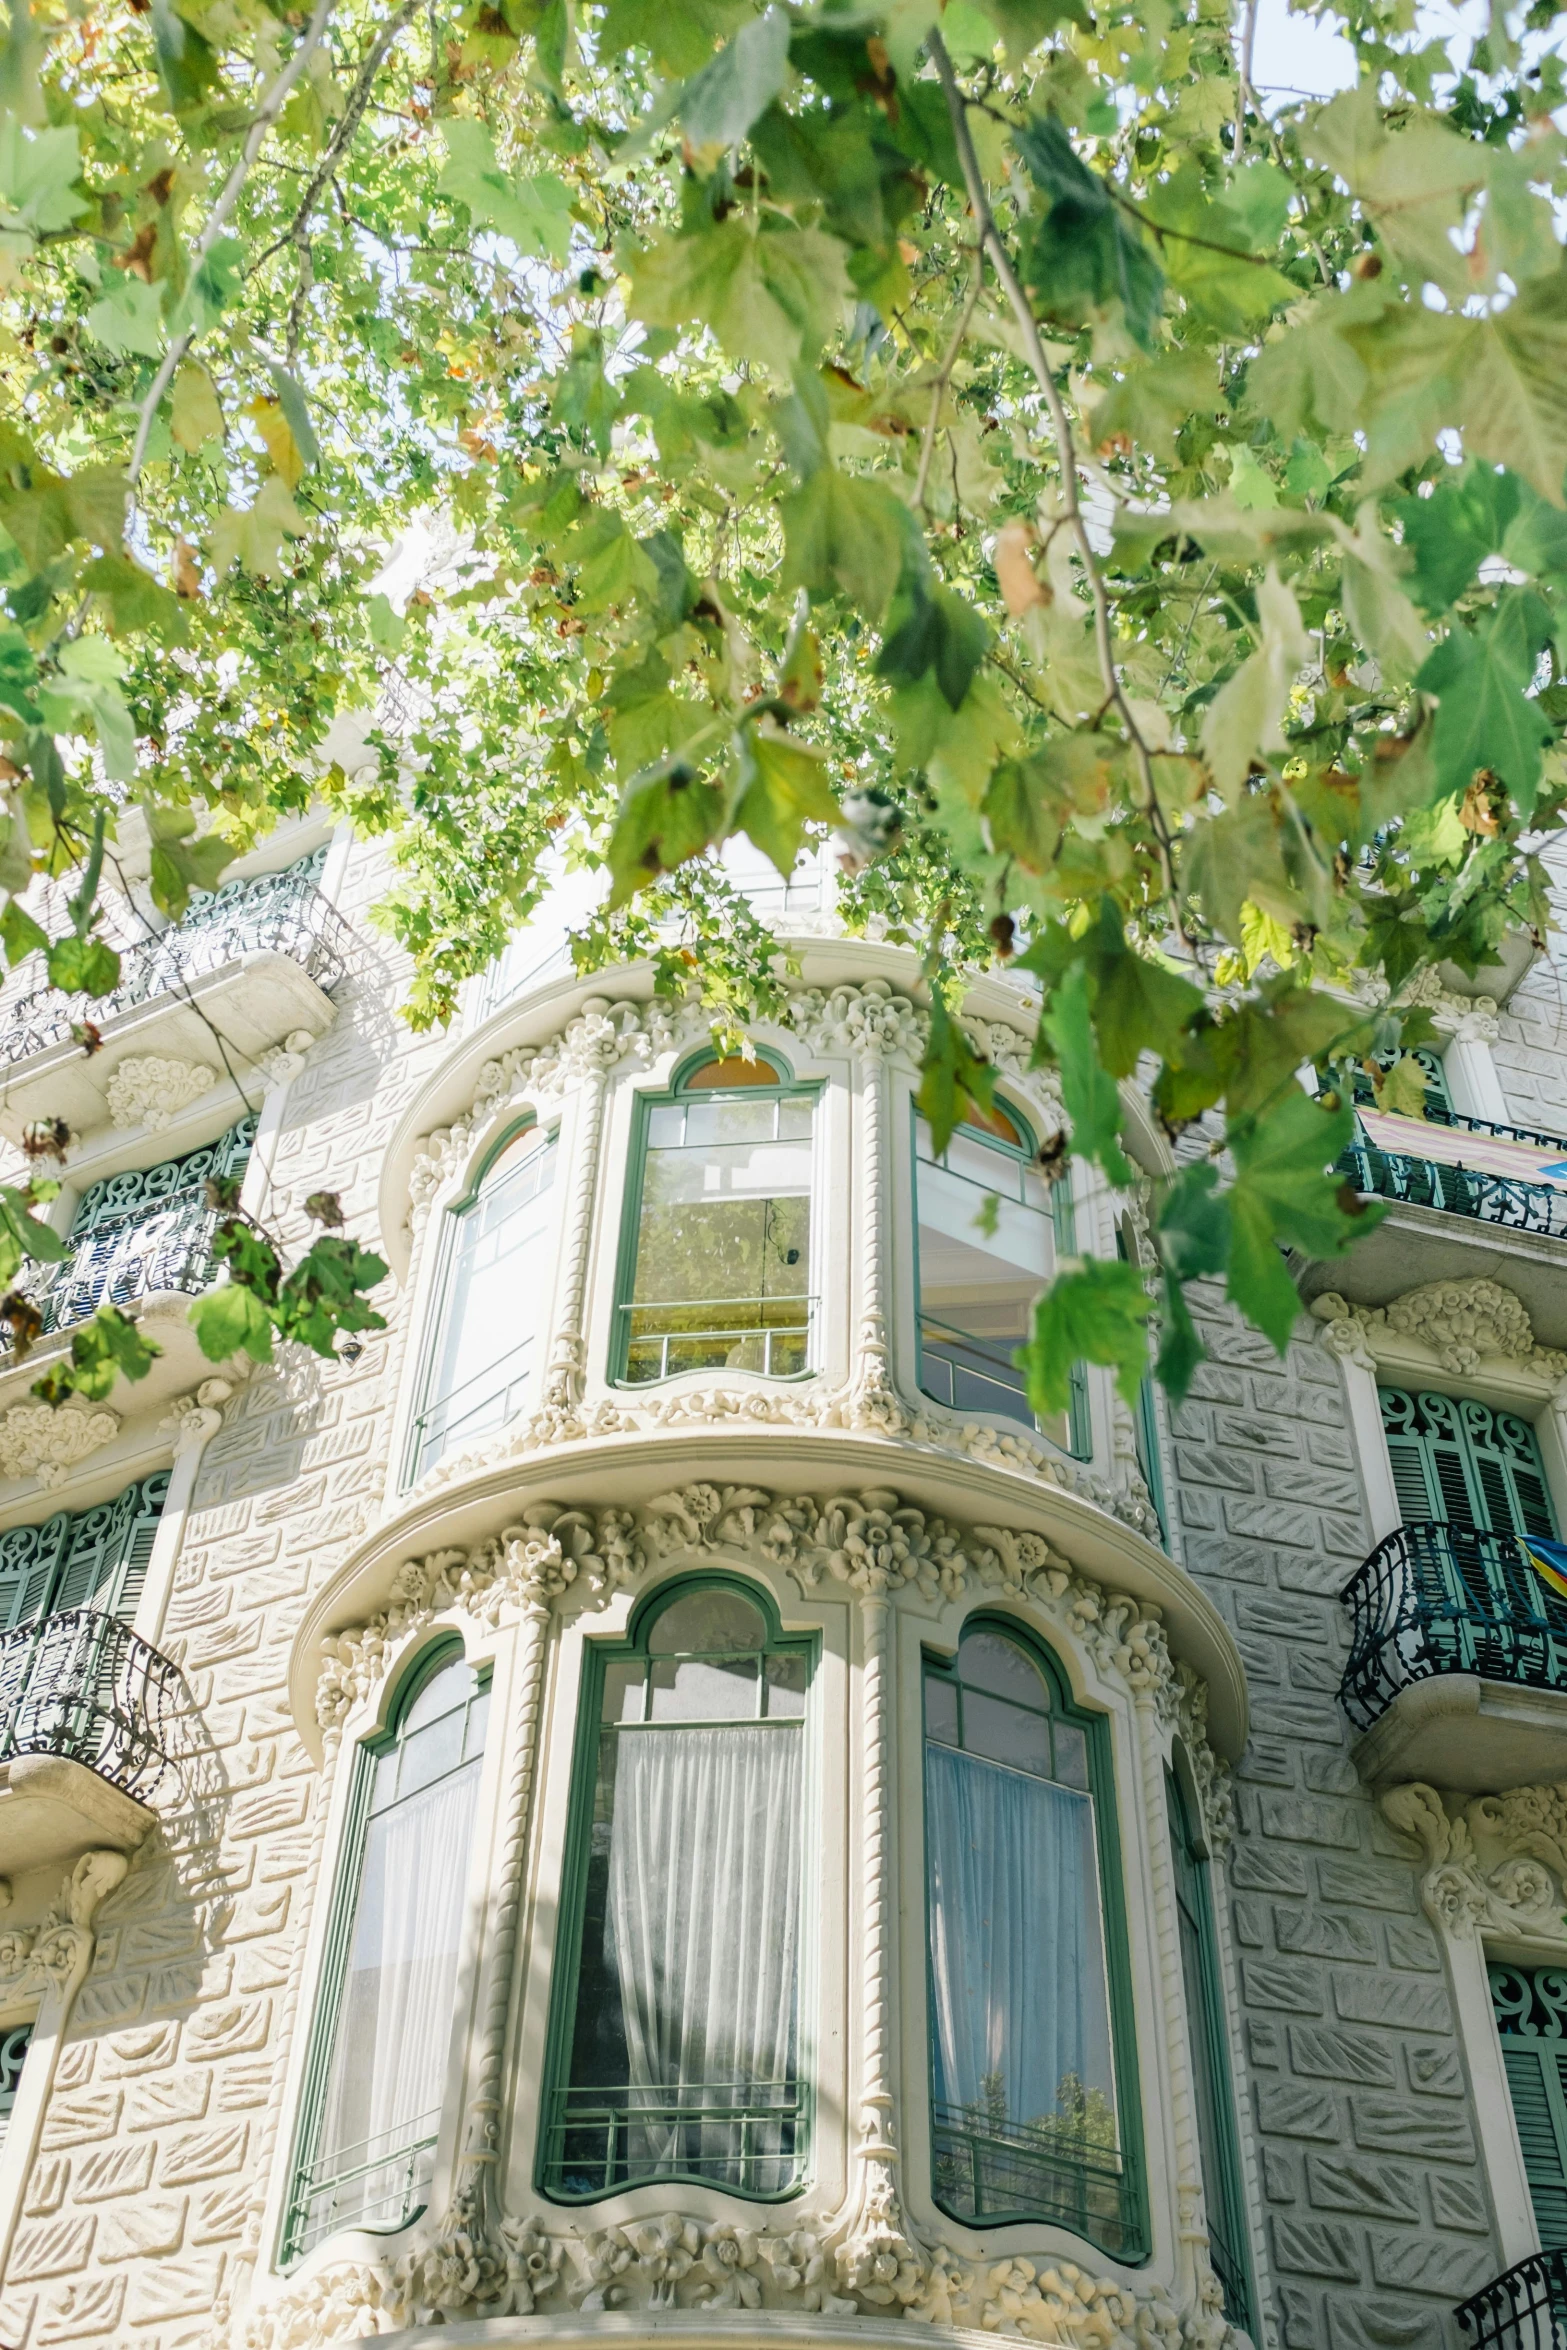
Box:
1523;1538;1567;1604
1356;1112;1567;1189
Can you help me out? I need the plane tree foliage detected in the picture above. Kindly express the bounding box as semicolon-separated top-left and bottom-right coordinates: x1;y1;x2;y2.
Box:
1;0;1566;1405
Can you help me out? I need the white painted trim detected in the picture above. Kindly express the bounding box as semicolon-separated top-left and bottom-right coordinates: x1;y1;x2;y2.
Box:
1450;1925;1538;2270
1442;1033;1511;1126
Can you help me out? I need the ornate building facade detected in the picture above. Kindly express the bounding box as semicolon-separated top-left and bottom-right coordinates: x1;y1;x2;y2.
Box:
0;822;1562;2350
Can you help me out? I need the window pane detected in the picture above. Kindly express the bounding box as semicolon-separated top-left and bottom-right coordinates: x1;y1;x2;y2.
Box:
962;1690;1053;1777
926;1740;1121;2237
916;1116;1052;1435
959;1629;1048;1707
602;1660;646;1725
649;1654;759;1721
296;1657;487;2255
415;1133;557;1474
765;1653;808;1717
925;1675;960;1746
624;1096;814;1384
648;1589;767;1653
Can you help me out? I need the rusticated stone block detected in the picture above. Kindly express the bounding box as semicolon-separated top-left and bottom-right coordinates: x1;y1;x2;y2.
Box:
1350;2095;1476;2164
1242;1957;1325;2015
1257;2081;1341;2140
159;2122;249;2185
1258;1793;1361;1850
97;2196;186;2262
39;2092;120;2151
75;2142;154;2202
1271;2214;1360;2280
1325;2295;1437;2349
1407;2041;1467;2098
1430;2169;1492;2233
1232;1843;1310;1896
1274;1906;1378;1964
1287;2025;1397;2088
7;2216;95;2284
1333;1970;1451;2033
1316;1857;1418;1913
36;2276;123;2344
1383;1919;1442;1973
1304;2150;1420;2223
1367;2227;1492;2297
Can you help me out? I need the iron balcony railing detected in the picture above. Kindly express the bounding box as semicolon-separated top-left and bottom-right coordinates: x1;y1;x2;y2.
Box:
0;1608;186;1803
540;2077;806;2201
1458;2249;1567;2347
1340;1520;1567;1731
619;1295;816;1384
1339;1121;1567;1240
918;1312;1035;1431
6;1188;222;1356
932;2100;1140;2257
284;2107;441;2261
2;854;351;1064
408;1334;537;1482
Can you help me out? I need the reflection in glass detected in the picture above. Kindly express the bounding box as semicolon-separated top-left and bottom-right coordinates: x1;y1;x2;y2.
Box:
924;1625;1134;2252
914;1112;1079;1446
543;1581;812;2201
621;1070;815;1383
287;1653;489;2259
411;1126;557;1479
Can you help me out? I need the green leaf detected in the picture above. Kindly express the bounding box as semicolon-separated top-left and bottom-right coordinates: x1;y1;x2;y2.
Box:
169;234;244;340
1200;566;1309;800
438;119;575;265
1013;113;1162;349
267;364;321;473
1416;596;1555;812
0;899;46;964
779;466;907;626
190;1278;276;1363
1395;465;1521;613
85;275;166;360
81;552;187;642
36;1301;161;1403
1139;161;1296;336
876;578;987;711
1157;1160;1231;1282
210;476;304;579
1020;1258;1152;1415
1226;1089;1371;1351
0;620;37;722
0;121;86;237
630;219;851;379
150;0;221;113
604;734;729;905
46;932;119;994
171;361;224;453
1155;1271;1204;1403
1089;349;1224;465
916;987;997;1156
731;723;840;877
678;5;790;150
1086;919;1204;1079
0;1187;70;1284
1042;963;1132;1184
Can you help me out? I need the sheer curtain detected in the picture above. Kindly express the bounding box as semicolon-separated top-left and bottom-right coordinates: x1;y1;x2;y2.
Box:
926;1742;1114;2135
313;1757;483;2229
607;1725;801;2182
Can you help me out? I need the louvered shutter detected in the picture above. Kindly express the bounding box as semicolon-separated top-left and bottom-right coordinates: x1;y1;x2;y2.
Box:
50;1474;169;1622
1503;2044;1567;2249
0;1518;70;1631
1380;1388;1443;1523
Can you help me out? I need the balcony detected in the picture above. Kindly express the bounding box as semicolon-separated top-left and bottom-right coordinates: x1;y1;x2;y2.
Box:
1458;2250;1567;2347
1340;1110;1567;1238
0;852;350;1143
1341;1522;1567;1791
0;1609;187;1868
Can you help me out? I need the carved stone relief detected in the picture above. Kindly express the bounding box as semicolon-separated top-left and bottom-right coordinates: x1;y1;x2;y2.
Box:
0;1400;119;1489
0;1850;129;2000
1312;1278;1567;1383
103;1055;218;1132
1384;1779;1567;1940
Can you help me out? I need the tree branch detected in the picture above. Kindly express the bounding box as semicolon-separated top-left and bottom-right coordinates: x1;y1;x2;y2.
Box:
1233;0;1257;161
128;0;339;486
927;30;1189;944
913;245;983;515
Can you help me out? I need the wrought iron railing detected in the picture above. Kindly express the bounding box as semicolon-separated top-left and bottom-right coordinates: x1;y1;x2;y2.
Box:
932;2101;1140;2255
1339;1130;1567;1238
284;2108;441;2260
1340;1521;1567;1731
918;1312;1034;1430
1;853;350;1063
1458;2249;1567;2347
539;2077;807;2200
408;1335;538;1482
619;1295;816;1383
0;1608;185;1803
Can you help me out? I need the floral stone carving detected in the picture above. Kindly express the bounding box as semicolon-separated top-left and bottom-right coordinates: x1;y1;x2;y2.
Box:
1384;1778;1567;1940
104;1052;219;1131
0;1399;119;1488
1313;1278;1567;1382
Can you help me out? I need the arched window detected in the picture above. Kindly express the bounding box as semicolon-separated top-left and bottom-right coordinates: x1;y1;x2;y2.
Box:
614;1053;816;1385
1167;1767;1254;2333
541;1577;813;2202
923;1620;1144;2257
283;1645;490;2262
410;1121;558;1480
913;1104;1088;1453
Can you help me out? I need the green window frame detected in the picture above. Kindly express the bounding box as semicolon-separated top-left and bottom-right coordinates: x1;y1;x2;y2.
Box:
0;1472;169;1632
610;1050;820;1387
912;1102;1090;1457
0;2025;29;2152
1167;1767;1255;2334
406;1116;560;1482
282;1639;490;2265
922;1616;1147;2261
538;1571;817;2205
1380;1387;1558;1539
1491;1962;1567;2249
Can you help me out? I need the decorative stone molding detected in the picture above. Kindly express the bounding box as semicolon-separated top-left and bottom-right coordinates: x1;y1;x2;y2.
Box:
103;1053;219;1131
0;1849;129;2000
1312;1279;1567;1383
1402;966;1503;1045
1384;1779;1567;1941
258;1027;319;1088
159;1375;238;1453
0;1398;119;1487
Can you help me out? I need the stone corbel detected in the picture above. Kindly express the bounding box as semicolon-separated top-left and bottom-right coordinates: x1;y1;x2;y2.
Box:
1312;1279;1567;1384
160;1375;238;1456
1384;1779;1567;1941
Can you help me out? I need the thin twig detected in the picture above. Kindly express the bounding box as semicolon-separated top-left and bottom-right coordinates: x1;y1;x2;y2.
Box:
927;30;1191;948
913;246;983;515
128;0;339;486
1234;0;1257;161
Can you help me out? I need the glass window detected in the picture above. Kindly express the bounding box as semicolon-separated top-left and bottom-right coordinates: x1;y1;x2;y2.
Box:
284;1649;489;2262
617;1059;815;1384
1167;1770;1254;2333
924;1623;1143;2256
0;2025;29;2150
540;1577;813;2202
914;1110;1087;1451
410;1124;558;1479
1490;1962;1567;2250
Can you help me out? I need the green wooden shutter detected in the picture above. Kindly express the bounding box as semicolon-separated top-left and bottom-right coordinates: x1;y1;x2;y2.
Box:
1493;1965;1567;2250
1167;1772;1255;2335
0;1474;169;1631
1379;1389;1558;1538
0;1518;71;1632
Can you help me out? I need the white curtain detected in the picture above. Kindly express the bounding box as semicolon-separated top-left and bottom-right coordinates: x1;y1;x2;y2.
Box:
313;1756;482;2230
926;1742;1115;2140
607;1725;801;2184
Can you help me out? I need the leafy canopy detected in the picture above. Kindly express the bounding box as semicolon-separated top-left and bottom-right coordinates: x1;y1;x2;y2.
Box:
1;0;1566;1408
